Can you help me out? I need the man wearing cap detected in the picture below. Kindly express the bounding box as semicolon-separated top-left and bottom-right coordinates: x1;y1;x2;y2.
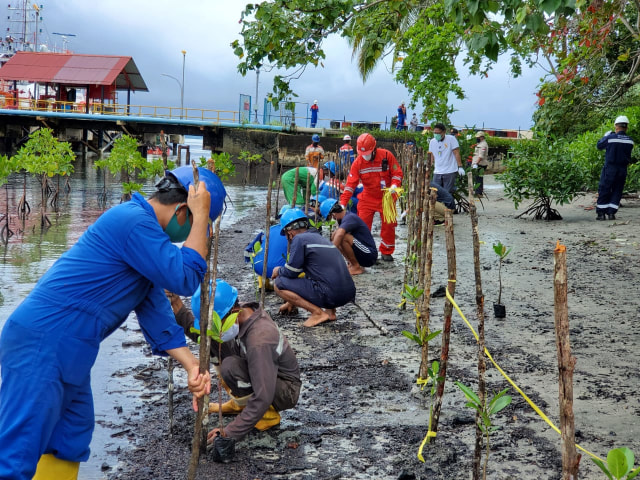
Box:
596;115;635;220
272;209;356;327
0;167;222;479
340;133;404;262
340;135;355;165
310;100;319;127
321;199;378;275
471;131;489;195
428;122;464;195
409;113;419;132
305;133;325;170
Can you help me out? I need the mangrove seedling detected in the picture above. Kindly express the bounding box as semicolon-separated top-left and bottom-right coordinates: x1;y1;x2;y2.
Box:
593;447;640;480
400;283;442;346
239;150;263;185
12;128;75;228
492;241;511;318
0;155;17;243
456;382;512;480
199;153;236;182
417;360;445;462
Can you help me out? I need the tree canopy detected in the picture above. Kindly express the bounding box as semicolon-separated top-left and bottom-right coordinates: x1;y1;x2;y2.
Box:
233;0;640;130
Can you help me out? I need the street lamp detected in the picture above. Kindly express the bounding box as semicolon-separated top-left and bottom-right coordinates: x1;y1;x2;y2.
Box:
181;50;186;119
160;50;186;119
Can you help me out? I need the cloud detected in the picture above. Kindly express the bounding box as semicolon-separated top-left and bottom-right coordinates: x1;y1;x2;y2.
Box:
33;2;540;129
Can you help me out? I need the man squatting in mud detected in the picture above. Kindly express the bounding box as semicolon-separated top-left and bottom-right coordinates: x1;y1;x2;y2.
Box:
271;208;356;327
169;279;301;448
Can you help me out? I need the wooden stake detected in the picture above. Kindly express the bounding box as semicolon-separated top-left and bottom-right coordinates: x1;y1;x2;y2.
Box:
187;163;222;479
274;162;282;214
554;242;580;480
418;187;437;380
430;208;456;440
167;358;174;436
467;172;486;480
261;160;275;308
304;170;311;215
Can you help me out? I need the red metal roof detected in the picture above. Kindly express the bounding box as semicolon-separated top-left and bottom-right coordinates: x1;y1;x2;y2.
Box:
0;52;148;91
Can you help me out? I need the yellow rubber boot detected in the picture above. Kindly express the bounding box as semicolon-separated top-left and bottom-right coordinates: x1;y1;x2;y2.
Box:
254;405;281;431
208;398;245;415
32;453;80;480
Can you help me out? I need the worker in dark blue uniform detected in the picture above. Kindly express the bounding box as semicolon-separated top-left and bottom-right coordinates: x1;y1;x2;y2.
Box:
0;166;225;480
596;115;635;220
320;198;377;275
271;209;356;327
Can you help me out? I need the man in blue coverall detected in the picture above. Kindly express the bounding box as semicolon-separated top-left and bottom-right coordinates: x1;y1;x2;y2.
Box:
271;209;356;327
0;166;223;480
596;115;635;220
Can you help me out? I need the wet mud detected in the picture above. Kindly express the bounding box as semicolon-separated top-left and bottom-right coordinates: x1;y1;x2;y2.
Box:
105;178;640;479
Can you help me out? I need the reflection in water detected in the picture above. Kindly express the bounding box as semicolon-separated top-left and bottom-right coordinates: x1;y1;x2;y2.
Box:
0;138;267;479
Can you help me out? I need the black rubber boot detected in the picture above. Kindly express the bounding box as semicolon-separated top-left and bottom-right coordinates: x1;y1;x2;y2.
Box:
596;212;606;221
608;213;616;220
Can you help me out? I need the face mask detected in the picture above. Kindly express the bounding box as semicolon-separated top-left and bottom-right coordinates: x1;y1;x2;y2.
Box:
220;313;240;342
164;204;191;243
362;153;372;161
434;133;443;141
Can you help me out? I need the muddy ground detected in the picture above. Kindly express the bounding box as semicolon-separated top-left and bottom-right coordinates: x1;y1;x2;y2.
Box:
103;177;640;480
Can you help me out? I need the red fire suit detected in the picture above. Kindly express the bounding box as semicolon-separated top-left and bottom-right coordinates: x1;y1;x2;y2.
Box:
340;148;403;255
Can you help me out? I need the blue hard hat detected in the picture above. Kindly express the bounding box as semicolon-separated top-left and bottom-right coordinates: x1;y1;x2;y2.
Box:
166;166;226;223
320;198;340;219
323;161;336;175
277;204;292;219
312;134;320;142
309;194;327;206
280;208;308;235
191;279;238;330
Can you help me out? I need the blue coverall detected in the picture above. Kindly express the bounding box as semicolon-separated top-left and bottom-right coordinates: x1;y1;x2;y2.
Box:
0;193;206;479
274;230;355;308
596;131;635;216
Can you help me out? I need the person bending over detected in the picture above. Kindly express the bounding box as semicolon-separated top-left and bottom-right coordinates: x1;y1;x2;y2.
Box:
320;199;377;276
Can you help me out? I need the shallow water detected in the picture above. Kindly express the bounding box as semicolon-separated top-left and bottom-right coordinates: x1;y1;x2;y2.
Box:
0;137;268;478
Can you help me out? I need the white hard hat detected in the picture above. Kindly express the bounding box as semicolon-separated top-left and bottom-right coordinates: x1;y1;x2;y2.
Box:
615;115;629;125
314;100;318;104
343;135;351;141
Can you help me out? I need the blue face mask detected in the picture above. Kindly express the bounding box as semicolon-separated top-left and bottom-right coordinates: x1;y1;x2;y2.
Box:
434;133;443;141
164;204;191;243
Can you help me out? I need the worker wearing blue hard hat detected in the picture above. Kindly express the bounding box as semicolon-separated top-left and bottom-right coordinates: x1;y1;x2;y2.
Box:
0;166;225;478
169;280;300;462
321;199;378;275
305;134;324;169
272;208;356;327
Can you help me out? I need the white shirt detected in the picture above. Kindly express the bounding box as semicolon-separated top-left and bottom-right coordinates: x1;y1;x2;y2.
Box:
429;134;460;174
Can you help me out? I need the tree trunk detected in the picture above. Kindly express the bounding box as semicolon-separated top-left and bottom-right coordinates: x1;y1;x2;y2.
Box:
261;160;275;308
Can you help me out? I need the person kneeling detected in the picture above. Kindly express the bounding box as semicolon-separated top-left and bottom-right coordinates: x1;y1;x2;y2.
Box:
321;199;377;275
271;208;356;327
169;280;301;451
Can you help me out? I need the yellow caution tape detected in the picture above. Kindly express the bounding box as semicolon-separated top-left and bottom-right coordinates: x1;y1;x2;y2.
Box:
382;187;403;223
444;288;603;463
417;430;438;462
416;377;430;391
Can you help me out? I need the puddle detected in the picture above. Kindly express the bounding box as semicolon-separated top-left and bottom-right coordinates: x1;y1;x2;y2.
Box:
0;136;267;478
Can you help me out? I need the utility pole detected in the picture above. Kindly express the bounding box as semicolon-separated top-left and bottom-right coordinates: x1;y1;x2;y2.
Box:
181;50;186;120
254;67;260;123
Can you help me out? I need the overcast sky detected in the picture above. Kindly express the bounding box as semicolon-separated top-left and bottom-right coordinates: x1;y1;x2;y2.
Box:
32;1;540;131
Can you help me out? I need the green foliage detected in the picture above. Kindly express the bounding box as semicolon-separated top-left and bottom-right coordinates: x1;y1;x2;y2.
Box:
238;150;263;164
189;310;239;344
456;382;512;479
197;153;237;182
0;155;17;187
400;284;442;346
493;241;511;261
592;447;640;480
13;128;75;178
496;138;588;219
95;135;159;198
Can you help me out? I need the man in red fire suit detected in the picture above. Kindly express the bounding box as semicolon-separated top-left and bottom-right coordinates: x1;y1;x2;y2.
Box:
339;133;403;261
